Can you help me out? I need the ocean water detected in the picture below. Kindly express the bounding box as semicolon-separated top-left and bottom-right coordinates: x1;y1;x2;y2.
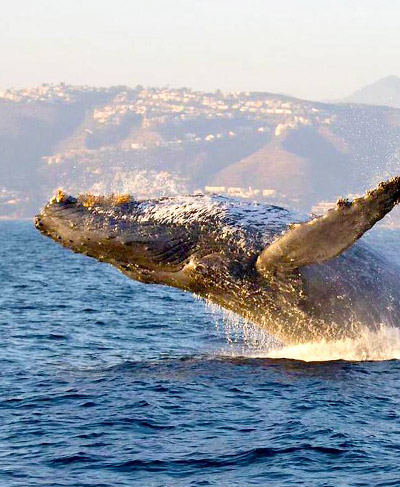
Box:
2;221;400;487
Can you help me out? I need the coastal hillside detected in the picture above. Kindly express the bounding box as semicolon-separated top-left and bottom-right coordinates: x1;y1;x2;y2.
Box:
344;76;400;108
1;84;400;218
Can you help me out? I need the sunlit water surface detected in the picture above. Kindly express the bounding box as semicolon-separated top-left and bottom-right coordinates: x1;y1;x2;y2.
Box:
2;221;400;486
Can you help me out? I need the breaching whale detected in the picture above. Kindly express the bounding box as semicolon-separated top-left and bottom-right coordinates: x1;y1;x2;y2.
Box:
35;177;400;344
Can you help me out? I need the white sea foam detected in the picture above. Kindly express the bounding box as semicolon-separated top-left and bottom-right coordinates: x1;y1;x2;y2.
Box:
212;305;400;362
263;326;400;362
237;325;400;362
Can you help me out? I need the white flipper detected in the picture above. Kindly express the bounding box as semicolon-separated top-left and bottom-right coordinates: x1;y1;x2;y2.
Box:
256;177;400;275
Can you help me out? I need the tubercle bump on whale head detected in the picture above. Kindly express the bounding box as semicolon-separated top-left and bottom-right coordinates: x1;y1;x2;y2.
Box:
45;189;134;210
35;190;136;231
35;191;83;241
34;191;139;252
48;189;77;205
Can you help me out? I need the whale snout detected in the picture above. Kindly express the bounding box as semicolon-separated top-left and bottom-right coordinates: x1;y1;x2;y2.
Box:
35;192;89;251
35;192;150;270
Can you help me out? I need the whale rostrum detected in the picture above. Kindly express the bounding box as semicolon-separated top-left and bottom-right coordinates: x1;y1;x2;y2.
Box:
35;176;400;344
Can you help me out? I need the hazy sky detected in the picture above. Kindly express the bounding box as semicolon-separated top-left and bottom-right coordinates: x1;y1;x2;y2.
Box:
1;0;399;100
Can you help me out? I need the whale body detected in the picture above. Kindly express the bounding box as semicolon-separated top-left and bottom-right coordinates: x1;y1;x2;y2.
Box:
35;177;400;344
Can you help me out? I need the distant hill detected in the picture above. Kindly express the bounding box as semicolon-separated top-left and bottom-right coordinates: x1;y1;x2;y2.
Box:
344;75;400;108
1;83;400;220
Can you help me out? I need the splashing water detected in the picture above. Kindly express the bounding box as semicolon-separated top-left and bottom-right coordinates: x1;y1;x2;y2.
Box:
367;148;400;228
89;169;189;199
210;303;400;361
59;169;190;200
208;303;282;352
254;326;400;362
204;298;400;362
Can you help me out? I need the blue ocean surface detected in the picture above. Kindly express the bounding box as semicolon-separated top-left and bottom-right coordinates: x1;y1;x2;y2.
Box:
2;220;400;487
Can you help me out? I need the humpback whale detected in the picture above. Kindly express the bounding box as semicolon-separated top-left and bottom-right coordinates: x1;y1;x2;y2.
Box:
35;177;400;344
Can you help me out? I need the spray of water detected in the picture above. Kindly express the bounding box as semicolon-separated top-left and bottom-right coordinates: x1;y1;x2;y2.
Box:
206;301;282;353
371;148;400;228
57;168;190;200
264;325;400;362
208;302;400;361
88;169;189;199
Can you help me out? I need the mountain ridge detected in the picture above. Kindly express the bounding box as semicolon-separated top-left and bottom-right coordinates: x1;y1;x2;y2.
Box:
343;75;400;108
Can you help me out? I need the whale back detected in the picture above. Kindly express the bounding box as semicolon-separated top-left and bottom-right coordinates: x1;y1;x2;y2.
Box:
124;194;305;251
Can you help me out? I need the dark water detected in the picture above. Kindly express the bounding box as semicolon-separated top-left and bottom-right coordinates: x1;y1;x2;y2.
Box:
2;221;400;487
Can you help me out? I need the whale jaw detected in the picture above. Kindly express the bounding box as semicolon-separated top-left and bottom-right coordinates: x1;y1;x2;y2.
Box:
35;193;210;290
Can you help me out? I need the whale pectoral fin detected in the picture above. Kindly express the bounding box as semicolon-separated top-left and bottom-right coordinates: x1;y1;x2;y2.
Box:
256;176;400;275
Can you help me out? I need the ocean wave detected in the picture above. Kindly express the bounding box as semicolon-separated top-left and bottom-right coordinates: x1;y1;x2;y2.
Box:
113;444;347;473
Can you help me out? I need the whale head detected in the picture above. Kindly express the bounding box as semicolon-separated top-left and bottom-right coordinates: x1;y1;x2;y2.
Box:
35;191;164;280
34;190;229;290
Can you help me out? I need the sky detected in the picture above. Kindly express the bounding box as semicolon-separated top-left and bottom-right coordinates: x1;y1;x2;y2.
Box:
1;0;400;100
